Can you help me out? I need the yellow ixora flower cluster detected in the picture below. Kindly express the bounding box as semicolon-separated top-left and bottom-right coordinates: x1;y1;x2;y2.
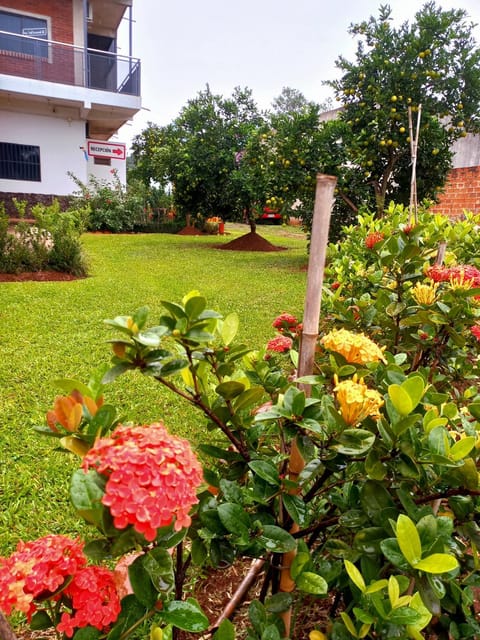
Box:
411;281;438;306
334;374;384;426
320;329;387;365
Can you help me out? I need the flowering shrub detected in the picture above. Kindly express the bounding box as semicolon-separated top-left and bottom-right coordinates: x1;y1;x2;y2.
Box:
3;206;480;639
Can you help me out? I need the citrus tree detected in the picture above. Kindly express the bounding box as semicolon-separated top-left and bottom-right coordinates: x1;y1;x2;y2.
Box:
325;1;480;218
130;86;264;227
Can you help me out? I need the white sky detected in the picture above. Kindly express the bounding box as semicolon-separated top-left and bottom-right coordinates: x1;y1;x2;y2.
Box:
116;1;480;150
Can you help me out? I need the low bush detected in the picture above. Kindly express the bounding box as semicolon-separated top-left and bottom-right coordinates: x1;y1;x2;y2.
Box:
0;199;88;276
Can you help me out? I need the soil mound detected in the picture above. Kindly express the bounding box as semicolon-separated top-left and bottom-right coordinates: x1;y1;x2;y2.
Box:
218;232;286;252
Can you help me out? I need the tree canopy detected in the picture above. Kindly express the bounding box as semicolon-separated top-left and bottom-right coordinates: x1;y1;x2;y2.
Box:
326;1;480;216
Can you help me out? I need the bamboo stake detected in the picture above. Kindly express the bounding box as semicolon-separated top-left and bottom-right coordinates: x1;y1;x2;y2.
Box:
408;104;422;225
279;174;337;637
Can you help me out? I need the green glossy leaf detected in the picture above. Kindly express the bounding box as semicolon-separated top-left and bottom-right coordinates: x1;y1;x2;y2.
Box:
216;381;245;399
184;294;206;320
449;436;476;461
296;571;328;595
213;619;235;640
388;607;421;625
401;376;425;409
70;469;105;528
128;555;158;608
283;493;307;526
161;598;209;632
290;551;310;580
258;525;296;553
413;553;459;573
248;600;267;636
157;359;189;376
161;300;187;319
248;460;280;486
221;313;239;345
234;387;265;411
136;327;168;346
102;363;134;383
397;514;422;566
331;429;375;455
388;384;412;416
345;559;366;593
143;547;174;593
30;610;53;631
217;503;251;536
107;595;146;640
72;627;101;640
261;624;281;640
265;592;293;613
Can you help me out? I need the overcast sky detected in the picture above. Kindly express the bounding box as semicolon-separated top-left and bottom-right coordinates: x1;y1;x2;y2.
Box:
116;1;480;149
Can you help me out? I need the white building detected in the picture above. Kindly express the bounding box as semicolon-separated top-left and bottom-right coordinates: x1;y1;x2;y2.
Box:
0;0;141;209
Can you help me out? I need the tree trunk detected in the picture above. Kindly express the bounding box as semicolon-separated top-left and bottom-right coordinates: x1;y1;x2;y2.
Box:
245;206;257;234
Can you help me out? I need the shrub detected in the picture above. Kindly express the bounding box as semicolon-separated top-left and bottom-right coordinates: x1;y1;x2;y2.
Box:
69;171;144;233
0;199;88;276
2;206;480;640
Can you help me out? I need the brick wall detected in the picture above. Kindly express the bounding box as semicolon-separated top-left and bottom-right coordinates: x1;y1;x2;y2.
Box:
430;166;480;217
1;1;75;84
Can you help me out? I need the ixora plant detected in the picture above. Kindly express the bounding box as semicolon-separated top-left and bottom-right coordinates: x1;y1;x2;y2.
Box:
2;207;480;640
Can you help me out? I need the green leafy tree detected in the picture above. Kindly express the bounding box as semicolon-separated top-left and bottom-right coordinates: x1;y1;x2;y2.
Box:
130;86;264;228
326;1;480;217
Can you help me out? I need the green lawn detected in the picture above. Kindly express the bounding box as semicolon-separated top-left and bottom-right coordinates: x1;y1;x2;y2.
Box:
0;224;308;555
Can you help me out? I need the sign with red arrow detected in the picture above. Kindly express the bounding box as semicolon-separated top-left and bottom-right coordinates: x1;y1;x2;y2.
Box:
87;140;126;160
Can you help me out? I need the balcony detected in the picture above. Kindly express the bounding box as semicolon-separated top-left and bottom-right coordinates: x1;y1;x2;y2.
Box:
0;31;140;96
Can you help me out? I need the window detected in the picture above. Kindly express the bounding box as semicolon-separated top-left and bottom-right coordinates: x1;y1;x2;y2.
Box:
0;10;48;58
94;156;111;166
0;143;41;181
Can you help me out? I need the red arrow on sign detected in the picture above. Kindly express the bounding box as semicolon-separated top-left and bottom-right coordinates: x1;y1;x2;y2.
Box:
112;148;124;156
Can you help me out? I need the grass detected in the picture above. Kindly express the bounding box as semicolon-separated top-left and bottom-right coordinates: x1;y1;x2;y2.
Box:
0;224;308;555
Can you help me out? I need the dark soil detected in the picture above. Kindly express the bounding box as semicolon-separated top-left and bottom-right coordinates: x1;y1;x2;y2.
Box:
0;271;82;282
217;231;286;252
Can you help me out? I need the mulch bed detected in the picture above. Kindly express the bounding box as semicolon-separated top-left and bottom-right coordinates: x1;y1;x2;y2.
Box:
0;271;82;282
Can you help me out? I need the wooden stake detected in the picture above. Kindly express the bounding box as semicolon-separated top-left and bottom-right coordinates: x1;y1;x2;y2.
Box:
280;173;337;637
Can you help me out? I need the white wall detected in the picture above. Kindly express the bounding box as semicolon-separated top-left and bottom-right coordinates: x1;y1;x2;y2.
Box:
0;110;87;194
0;110;127;194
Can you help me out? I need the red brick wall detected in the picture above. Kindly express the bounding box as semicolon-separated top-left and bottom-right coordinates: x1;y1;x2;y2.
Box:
430;166;480;217
0;1;75;84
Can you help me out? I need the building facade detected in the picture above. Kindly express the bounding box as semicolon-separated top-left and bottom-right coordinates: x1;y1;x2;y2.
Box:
0;0;141;209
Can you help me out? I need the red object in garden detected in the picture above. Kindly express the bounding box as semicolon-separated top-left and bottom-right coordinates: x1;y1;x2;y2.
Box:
259;207;282;224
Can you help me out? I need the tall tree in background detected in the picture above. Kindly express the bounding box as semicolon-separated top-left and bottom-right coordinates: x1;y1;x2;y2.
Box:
130;86;264;225
326;1;480;217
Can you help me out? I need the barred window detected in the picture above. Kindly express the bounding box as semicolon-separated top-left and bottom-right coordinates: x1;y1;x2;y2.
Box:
0;10;48;58
0;143;41;181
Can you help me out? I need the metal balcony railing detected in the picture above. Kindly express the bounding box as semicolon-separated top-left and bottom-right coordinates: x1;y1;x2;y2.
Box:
0;31;141;96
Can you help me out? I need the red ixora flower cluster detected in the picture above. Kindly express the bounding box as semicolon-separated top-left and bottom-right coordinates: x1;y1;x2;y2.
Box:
83;422;204;541
426;264;480;287
271;313;302;336
57;566;121;637
471;325;480;341
365;231;384;249
266;335;293;353
0;535;120;637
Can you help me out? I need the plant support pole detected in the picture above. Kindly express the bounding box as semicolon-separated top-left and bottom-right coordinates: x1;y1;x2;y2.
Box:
298;173;337;383
280;173;337;637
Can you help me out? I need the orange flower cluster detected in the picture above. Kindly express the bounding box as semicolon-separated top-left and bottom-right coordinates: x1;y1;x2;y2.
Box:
83;422;204;541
